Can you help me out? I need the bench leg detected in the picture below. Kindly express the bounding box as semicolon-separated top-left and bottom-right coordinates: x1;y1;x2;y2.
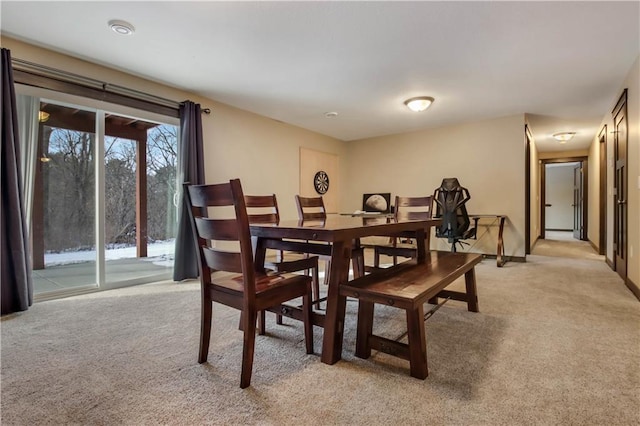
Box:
464;268;479;312
406;304;428;379
355;301;374;359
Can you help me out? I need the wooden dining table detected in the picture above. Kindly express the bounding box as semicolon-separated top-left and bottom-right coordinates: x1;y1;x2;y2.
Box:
250;215;440;365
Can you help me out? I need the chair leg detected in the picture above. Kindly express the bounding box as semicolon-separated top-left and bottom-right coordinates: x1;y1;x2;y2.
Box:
302;292;314;354
240;310;258;389
276;313;284;325
312;264;321;309
373;247;380;268
258;310;266;335
198;298;212;364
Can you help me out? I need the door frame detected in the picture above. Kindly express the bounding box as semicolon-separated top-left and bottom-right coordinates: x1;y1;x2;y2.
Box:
540;156;588;240
612;89;628;281
524;125;532;254
572;163;584;239
598;125;607;255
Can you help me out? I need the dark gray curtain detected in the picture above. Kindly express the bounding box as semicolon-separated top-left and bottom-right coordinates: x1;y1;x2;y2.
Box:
1;48;33;314
173;101;205;281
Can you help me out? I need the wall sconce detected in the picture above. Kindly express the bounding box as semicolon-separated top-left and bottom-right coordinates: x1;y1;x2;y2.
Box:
404;96;434;112
38;111;50;123
552;132;576;143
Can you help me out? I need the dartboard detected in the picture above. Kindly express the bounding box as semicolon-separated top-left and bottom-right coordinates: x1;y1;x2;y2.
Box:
313;171;330;194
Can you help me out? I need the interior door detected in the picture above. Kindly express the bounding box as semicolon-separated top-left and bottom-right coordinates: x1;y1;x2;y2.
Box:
572;164;582;240
572;163;583;239
613;90;627;281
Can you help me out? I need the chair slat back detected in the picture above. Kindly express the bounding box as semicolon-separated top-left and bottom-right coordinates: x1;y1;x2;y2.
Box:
295;195;327;220
185;180;256;292
395;196;433;221
245;194;280;224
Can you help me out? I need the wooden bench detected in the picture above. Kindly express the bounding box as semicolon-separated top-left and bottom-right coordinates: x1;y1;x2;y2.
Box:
339;251;482;379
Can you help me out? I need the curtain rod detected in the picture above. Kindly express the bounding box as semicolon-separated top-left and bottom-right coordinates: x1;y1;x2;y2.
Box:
11;57;211;114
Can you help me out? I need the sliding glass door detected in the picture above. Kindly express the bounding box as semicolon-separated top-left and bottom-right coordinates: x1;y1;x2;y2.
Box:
103;120;178;284
18;91;179;298
34;104;97;293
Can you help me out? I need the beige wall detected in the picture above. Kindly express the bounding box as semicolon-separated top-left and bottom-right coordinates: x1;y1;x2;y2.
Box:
201;103;346;220
590;54;639;286
299;148;340;213
625;56;639;287
539;149;589;159
344;115;527;257
3;37;347;221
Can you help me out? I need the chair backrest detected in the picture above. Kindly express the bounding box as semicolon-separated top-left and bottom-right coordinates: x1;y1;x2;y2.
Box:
394;196;433;221
245;194;280;225
185;179;256;295
432;178;472;240
295;195;327;221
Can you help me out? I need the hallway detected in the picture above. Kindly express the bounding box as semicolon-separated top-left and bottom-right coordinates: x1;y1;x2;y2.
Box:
532;231;604;261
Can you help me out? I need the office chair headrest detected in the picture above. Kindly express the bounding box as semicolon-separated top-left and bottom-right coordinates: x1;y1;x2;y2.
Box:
439;178;461;191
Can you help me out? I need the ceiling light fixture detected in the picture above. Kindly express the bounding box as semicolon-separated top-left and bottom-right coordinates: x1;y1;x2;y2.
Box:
324;111;338;118
552;132;576;143
109;20;135;36
404;96;434;112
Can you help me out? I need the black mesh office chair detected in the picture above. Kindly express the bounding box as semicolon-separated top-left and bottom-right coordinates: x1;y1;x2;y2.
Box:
433;178;476;252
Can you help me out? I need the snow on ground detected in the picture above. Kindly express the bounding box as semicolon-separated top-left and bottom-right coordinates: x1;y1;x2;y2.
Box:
45;240;175;267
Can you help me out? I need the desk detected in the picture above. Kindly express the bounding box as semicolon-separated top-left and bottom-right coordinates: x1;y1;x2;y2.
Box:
251;215;440;365
469;215;507;267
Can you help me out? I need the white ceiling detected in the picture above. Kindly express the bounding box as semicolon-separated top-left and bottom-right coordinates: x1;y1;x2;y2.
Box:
2;1;639;152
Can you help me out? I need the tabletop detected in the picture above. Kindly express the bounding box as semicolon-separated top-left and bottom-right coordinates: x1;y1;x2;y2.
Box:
250;215;440;242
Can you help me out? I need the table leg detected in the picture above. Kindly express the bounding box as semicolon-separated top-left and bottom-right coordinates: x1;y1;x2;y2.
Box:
253;236;267;274
497;216;506;267
321;240;350;365
415;227;427;263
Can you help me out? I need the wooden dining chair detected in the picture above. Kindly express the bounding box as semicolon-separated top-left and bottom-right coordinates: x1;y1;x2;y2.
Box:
373;195;433;268
185;179;314;389
245;194;320;320
295;195;365;287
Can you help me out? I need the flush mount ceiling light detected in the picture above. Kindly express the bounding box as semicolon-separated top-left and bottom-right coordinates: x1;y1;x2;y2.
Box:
404;96;435;112
108;20;135;35
552;132;576;143
324;111;339;118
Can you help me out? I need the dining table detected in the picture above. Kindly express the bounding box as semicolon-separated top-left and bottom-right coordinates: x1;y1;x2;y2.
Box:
250;214;440;365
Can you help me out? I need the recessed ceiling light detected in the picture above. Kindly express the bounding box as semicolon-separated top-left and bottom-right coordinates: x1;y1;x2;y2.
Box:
109;20;135;36
404;96;434;112
325;111;338;118
552;132;576;143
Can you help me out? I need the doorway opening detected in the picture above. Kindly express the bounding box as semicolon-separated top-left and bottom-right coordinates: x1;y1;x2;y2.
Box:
540;157;588;242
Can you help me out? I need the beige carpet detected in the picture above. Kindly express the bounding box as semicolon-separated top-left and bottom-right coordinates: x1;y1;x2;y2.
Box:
1;254;639;425
532;231;604;261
